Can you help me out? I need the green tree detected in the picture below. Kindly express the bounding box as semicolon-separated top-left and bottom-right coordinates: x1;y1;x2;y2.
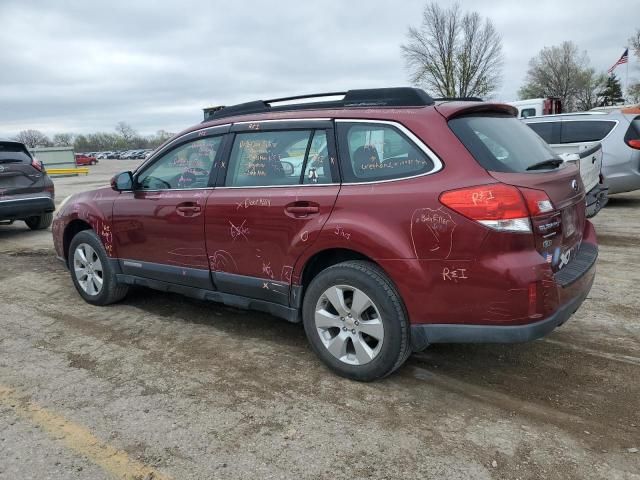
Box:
575;69;608;111
74;135;90;152
599;74;624;106
402;2;503;98
628;82;640;104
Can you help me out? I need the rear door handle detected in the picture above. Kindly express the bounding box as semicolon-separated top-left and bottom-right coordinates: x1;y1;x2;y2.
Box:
285;202;320;218
176;202;202;217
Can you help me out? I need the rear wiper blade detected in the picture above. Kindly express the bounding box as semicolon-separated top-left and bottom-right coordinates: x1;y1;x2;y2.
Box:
526;158;563;171
0;158;23;164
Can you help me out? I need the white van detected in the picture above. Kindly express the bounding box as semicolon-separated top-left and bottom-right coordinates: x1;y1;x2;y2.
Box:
508;98;562;118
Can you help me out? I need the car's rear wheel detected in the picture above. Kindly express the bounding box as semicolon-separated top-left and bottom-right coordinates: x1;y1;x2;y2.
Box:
302;260;411;381
69;230;128;305
25;212;53;230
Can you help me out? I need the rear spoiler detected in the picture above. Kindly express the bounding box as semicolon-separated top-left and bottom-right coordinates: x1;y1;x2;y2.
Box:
577;143;602;159
0;141;33;159
434;102;518;120
557;143;602;163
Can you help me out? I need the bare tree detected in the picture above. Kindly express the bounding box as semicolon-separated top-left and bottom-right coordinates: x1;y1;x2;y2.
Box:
13;130;51;148
115;121;137;142
402;2;503;98
627;82;640;104
518;41;590;112
52;133;74;147
630;29;640;59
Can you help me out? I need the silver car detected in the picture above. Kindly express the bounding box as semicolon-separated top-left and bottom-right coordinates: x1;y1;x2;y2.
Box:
523;108;640;195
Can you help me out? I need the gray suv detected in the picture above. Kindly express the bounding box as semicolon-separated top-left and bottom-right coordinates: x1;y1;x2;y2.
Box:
0;140;55;229
523;108;640;195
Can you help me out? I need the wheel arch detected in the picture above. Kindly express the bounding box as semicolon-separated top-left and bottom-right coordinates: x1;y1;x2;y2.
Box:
297;248;404;304
300;248;371;288
63;219;93;265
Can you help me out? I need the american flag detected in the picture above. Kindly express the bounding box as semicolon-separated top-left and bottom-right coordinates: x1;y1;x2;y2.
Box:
607;48;629;74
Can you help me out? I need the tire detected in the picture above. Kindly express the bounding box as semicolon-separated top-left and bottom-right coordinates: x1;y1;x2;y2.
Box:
68;230;128;306
302;260;411;381
25;212;53;230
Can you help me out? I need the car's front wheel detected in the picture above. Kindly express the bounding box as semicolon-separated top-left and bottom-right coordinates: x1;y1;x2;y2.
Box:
68;230;128;305
302;260;411;381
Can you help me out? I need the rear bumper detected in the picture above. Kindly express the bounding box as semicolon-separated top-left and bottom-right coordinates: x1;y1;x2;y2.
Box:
0;196;55;220
602;161;640;194
410;240;597;351
585;183;608;218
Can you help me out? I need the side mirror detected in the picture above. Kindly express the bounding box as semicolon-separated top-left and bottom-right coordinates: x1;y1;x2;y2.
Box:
111;171;134;191
280;160;295;176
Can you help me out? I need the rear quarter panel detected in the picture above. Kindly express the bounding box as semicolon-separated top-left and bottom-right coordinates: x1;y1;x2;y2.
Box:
293;113;501;324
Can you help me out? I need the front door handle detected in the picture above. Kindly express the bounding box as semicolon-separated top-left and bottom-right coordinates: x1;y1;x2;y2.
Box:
285;202;320;218
176;202;202;217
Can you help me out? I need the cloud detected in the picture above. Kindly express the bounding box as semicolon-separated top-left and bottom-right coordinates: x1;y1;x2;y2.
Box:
1;0;638;138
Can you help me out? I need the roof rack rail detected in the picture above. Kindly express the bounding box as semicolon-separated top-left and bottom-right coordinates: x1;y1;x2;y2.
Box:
433;96;483;102
203;87;435;121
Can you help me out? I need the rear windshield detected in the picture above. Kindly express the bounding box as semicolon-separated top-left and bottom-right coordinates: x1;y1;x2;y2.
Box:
0;142;32;163
448;114;560;173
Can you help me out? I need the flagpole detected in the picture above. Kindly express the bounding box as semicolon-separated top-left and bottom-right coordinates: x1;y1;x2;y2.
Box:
626;47;629;104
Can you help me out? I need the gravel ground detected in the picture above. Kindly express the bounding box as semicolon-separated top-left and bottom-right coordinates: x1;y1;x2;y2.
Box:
0;160;638;479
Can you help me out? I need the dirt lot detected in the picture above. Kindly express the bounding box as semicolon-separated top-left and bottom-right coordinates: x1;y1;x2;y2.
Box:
1;160;639;479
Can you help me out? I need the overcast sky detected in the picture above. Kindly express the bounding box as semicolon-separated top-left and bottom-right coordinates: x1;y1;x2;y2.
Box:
1;0;638;138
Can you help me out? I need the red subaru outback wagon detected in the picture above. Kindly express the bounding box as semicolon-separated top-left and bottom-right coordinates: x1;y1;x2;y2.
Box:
52;88;597;381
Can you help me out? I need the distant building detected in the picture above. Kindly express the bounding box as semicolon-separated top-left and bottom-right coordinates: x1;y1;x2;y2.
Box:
29;146;75;167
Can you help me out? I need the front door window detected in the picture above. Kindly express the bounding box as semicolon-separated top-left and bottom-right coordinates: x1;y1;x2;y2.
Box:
137;137;221;190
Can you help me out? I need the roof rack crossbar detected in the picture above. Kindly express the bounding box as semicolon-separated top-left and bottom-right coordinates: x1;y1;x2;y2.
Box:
203;87;435;122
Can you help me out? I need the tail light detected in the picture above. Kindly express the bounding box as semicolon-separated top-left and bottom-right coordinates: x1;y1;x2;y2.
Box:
519;187;554;216
31;158;44;172
439;183;554;233
627;139;640;150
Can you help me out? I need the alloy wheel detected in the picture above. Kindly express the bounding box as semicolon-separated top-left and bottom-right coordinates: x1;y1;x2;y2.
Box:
73;243;104;296
314;285;384;365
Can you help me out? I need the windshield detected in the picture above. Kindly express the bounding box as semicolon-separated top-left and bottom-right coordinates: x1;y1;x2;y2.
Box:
449;114;561;173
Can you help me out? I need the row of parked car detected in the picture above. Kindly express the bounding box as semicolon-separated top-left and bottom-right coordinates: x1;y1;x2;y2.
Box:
81;149;154;160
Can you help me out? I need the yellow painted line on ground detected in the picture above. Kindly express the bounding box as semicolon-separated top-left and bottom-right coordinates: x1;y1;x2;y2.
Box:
46;167;89;176
0;385;171;480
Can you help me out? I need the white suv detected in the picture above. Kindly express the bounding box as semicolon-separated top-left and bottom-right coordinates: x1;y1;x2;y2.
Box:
523;108;640;199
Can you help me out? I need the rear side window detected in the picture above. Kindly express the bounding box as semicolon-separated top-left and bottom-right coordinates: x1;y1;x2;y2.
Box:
449;114;559;173
225;130;334;187
560;121;616;143
520;108;536;118
336;122;433;183
527;122;557;144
